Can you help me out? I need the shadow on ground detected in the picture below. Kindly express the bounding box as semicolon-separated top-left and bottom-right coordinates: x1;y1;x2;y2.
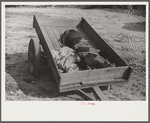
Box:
6;53;59;99
5;53;101;100
122;21;145;32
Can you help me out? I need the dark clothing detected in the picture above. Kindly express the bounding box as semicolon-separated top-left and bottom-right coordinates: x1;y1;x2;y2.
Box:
60;30;110;69
60;30;82;48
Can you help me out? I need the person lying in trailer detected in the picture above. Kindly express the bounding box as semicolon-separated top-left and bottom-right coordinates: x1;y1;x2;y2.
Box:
59;29;115;70
41;46;81;73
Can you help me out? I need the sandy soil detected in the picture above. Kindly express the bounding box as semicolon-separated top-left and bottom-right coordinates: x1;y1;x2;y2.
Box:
5;6;146;101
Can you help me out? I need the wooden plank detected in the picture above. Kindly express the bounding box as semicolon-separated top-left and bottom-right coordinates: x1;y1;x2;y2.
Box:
74;83;83;88
56;27;67;46
60;86;65;90
107;85;111;97
40;26;55;50
60;83;82;92
39;28;61;89
60;70;90;85
59;78;127;93
66;84;74;89
51;27;61;40
60;66;129;86
82;78;116;85
33;16;131;92
35;16;80;27
76;18;127;66
33;16;61;90
77;89;96;100
93;86;108;101
45;26;60;50
33;16;55;50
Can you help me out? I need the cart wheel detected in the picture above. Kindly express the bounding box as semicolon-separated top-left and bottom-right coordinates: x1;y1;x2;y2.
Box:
28;38;41;77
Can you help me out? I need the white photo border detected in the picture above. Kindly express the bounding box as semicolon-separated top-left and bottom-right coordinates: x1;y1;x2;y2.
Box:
1;1;149;121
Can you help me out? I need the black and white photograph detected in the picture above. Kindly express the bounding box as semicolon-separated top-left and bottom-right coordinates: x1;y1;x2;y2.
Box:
1;1;149;121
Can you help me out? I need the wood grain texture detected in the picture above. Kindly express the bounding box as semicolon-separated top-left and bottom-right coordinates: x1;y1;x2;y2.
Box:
78;89;96;100
45;26;60;50
60;66;129;86
76;18;127;66
51;27;61;40
93;86;108;101
59;79;127;93
40;26;55;50
33;16;60;90
33;15;131;92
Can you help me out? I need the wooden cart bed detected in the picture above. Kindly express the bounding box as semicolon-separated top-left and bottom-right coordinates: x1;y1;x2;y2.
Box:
32;15;131;100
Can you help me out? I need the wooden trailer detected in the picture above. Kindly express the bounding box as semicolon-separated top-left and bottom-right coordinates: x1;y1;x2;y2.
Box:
28;15;131;100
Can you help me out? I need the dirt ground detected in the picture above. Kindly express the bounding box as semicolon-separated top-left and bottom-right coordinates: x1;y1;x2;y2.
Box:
5;6;146;101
